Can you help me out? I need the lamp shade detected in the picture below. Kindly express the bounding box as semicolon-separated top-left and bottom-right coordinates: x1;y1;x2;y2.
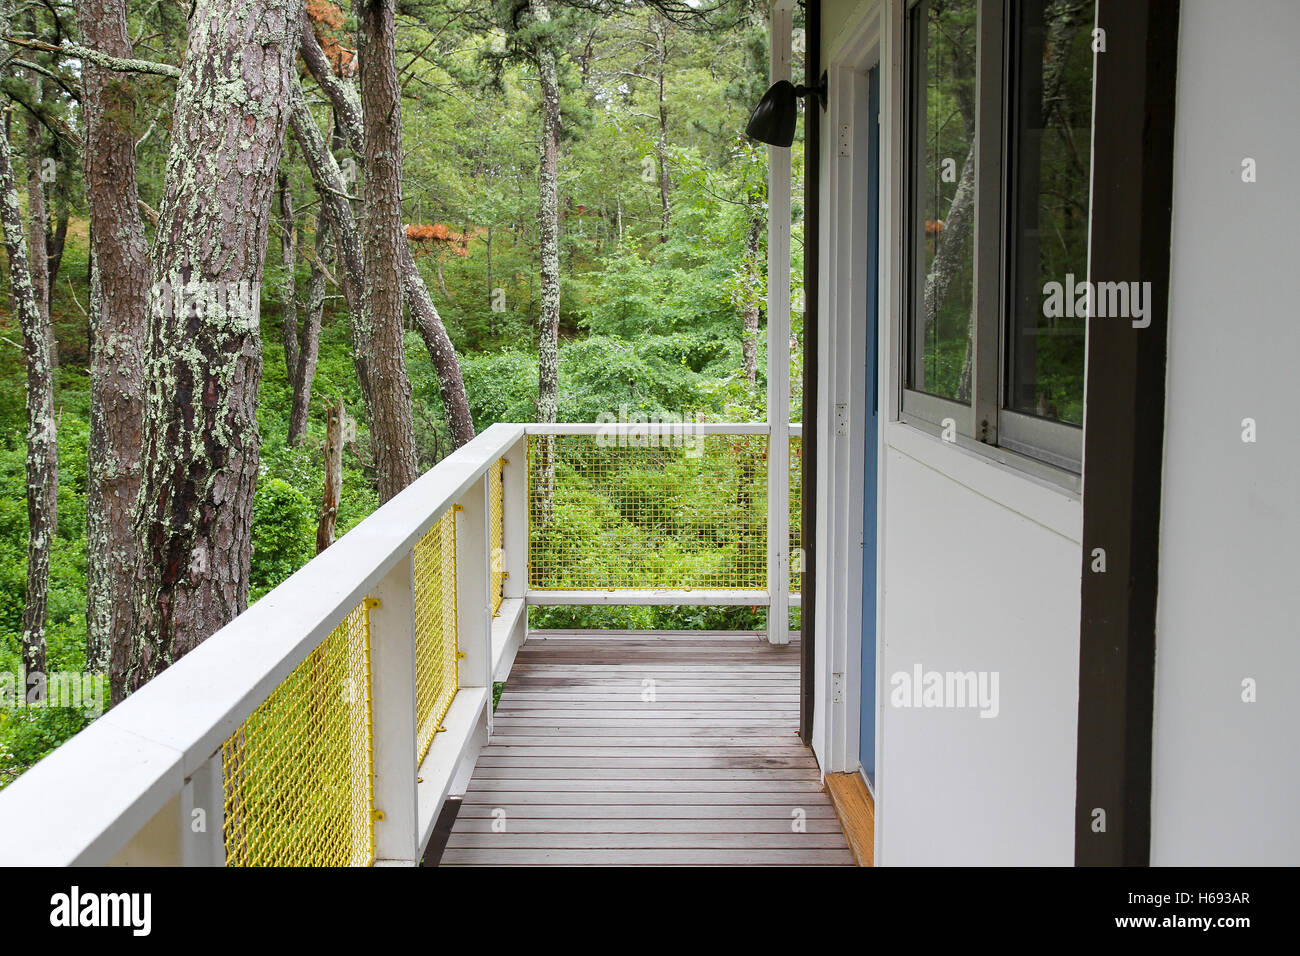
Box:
745;79;799;148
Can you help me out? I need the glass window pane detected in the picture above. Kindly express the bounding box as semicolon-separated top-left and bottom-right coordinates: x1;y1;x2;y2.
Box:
1005;0;1095;426
908;0;978;404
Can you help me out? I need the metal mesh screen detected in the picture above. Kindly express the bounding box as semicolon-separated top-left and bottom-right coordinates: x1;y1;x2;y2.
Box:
528;433;768;590
489;458;505;616
790;436;802;594
413;508;458;763
221;601;375;867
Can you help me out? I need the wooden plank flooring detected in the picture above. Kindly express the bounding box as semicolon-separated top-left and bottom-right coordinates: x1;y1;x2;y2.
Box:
441;632;853;866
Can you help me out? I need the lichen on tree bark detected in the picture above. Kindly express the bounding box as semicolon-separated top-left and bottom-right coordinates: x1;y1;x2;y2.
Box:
77;0;151;695
0;3;57;686
124;0;307;693
358;0;420;502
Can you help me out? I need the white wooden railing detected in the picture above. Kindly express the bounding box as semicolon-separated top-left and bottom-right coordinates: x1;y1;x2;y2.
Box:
0;420;798;866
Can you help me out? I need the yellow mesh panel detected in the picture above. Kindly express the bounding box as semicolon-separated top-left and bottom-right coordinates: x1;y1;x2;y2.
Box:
221;601;374;867
528;433;768;590
414;508;458;763
790;436;802;594
489;458;505;616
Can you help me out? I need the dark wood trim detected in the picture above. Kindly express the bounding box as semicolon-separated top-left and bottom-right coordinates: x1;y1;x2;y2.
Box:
421;796;462;866
1074;0;1180;867
799;0;820;747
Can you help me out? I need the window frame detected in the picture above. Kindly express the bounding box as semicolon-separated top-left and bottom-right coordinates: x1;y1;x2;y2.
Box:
899;0;1090;483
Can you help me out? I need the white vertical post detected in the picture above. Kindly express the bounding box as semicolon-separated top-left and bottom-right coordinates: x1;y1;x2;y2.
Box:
502;435;529;604
456;477;492;691
181;751;225;866
450;478;493;795
369;554;420;865
105;795;183;865
767;0;794;645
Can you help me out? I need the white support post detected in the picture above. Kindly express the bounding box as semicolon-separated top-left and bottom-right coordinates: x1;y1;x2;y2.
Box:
180;751;225;866
368;554;420;866
502;435;529;603
767;0;795;645
456;477;492;692
445;478;492;801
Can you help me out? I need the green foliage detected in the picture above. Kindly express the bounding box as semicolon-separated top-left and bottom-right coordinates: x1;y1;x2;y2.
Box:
250;478;316;601
530;604;766;631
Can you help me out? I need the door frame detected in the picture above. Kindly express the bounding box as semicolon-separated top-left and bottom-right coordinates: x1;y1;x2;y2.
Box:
812;1;883;797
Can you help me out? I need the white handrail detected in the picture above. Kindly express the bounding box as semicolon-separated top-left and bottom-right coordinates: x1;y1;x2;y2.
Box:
527;422;773;435
0;423;522;865
523;421;801;436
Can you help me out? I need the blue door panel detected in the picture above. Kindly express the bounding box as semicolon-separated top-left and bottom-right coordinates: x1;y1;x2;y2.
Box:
860;65;880;784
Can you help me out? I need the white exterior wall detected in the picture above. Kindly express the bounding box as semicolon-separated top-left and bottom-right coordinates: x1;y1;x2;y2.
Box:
876;433;1082;865
1150;0;1300;865
818;0;1084;865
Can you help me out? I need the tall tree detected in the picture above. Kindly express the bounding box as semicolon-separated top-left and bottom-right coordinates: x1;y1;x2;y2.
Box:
0;7;56;689
78;0;150;693
22;113;49;353
740;206;762;382
298;18;475;449
528;0;563;435
278;172;300;394
288;205;330;444
650;15;670;241
357;0;419;502
287;82;373;408
125;0;306;694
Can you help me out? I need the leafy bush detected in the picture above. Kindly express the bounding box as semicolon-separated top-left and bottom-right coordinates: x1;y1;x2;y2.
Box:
250;477;316;601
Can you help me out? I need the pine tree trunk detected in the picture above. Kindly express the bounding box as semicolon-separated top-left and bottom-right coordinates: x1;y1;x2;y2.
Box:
400;239;476;447
78;0;150;692
287;88;372;414
485;225;495;336
316;399;344;553
47;207;68;298
289;208;329;445
299;18;475;449
741;207;763;383
532;0;562;427
23;116;50;349
358;0;419;501
530;0;562;523
0;92;55;688
278;172;299;391
654;18;670;243
125;0;305;694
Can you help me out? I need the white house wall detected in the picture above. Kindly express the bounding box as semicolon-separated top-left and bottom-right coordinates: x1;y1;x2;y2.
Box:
877;433;1082;865
1150;0;1300;866
819;0;1084;866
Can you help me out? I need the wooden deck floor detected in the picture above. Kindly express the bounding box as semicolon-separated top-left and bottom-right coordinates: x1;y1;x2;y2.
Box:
440;631;854;866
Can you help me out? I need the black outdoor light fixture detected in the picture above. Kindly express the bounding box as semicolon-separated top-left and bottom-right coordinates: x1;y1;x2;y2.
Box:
745;71;828;148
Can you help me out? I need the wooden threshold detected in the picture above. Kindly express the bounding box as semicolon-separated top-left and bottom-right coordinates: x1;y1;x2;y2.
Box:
824;772;874;866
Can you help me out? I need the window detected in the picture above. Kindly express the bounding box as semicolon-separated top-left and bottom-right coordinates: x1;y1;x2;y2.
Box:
907;0;977;407
902;0;1096;476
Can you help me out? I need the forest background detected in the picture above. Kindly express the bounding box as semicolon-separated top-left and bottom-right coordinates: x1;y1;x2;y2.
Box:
0;0;805;786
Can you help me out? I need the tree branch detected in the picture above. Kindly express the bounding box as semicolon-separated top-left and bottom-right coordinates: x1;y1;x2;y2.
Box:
2;34;180;77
